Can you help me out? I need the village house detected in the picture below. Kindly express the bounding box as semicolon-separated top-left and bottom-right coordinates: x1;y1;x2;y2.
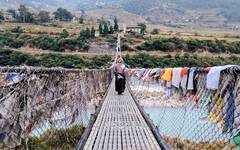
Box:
3;12;14;22
125;25;142;34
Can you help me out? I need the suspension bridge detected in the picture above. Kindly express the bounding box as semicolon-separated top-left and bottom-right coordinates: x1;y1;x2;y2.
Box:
76;34;168;150
0;34;240;150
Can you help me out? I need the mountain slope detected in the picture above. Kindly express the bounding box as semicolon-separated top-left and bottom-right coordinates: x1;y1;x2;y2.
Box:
0;0;239;24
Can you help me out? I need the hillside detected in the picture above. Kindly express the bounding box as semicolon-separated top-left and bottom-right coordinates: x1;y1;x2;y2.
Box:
0;0;240;29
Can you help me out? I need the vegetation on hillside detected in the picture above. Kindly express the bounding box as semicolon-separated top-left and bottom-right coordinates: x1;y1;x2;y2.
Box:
0;27;97;51
1;47;239;69
163;136;236;150
137;37;240;54
124;53;240;68
13;125;85;150
0;49;112;69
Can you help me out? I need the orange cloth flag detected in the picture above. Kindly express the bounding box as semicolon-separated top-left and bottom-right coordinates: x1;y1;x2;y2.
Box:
162;68;173;81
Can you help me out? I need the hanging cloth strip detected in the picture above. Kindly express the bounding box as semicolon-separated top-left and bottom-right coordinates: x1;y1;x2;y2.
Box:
172;68;182;88
180;67;189;90
207;65;235;90
162;68;173;81
187;67;196;90
154;68;162;78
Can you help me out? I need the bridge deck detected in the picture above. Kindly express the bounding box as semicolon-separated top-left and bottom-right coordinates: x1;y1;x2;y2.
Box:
83;80;162;150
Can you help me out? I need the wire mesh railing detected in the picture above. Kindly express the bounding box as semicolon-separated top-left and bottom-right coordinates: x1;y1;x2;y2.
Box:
0;66;112;149
128;65;240;150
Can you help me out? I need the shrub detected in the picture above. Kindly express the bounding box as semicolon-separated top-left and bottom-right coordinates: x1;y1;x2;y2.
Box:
107;36;117;45
11;26;24;33
58;38;78;51
40;54;85;68
186;39;202;52
137;37;240;54
0;49;112;69
124;53;240;68
31;35;58;50
86;55;112;69
20;125;85;150
151;29;159;35
60;29;69;38
121;43;134;51
0;49;38;66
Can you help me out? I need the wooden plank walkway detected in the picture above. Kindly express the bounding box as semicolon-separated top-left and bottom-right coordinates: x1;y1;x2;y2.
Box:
82;80;162;150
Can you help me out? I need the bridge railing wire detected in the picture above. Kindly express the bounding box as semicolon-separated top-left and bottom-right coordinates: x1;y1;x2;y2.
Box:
0;66;112;149
128;66;240;150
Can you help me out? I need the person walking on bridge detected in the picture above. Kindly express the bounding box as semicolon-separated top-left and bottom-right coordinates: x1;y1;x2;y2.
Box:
114;57;126;95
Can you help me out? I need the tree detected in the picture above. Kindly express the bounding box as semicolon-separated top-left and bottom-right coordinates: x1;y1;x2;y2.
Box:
53;8;73;21
109;26;114;34
0;11;4;22
18;5;27;22
60;29;69;38
114;17;119;32
7;9;17;19
90;27;95;38
103;22;109;36
80;30;86;39
99;23;103;35
151;28;159;35
86;28;91;38
79;16;84;24
79;28;91;39
38;11;50;23
18;5;35;23
79;10;85;24
138;23;147;34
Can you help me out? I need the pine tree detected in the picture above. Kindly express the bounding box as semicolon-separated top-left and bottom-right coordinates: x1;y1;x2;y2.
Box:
99;23;103;35
138;23;147;34
0;11;4;22
114;17;119;32
109;26;114;34
86;28;91;38
91;27;95;38
80;29;86;38
103;23;109;36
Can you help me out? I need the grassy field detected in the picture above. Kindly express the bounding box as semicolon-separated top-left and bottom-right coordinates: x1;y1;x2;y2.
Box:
146;27;240;42
0;22;98;35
